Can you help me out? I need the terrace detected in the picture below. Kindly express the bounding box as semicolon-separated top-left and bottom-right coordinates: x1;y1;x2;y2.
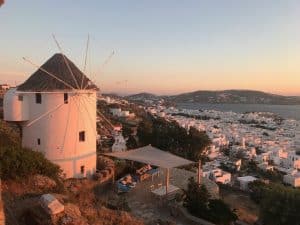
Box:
102;145;220;224
99;167;219;224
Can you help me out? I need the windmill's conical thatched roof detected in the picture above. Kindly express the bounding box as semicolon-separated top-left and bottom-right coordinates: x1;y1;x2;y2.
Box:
17;53;99;92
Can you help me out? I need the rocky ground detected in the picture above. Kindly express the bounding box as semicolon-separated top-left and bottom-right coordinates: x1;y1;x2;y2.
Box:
1;175;144;225
1;165;225;225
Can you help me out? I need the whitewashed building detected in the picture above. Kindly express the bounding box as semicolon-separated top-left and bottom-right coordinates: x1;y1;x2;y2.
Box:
3;53;98;178
237;176;257;191
283;170;300;187
110;108;122;116
110;108;135;118
0;84;10;91
203;168;231;184
112;133;127;152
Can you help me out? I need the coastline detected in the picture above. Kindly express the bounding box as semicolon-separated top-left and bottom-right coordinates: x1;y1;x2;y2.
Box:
176;103;300;121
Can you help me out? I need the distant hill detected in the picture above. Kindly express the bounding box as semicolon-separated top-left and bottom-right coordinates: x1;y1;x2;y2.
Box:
127;90;300;105
126;92;160;101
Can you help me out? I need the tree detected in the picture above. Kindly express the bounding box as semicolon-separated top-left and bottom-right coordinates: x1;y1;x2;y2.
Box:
249;180;300;225
248;180;268;204
208;199;238;225
235;150;245;159
259;184;300;225
137;114;211;161
246;160;283;182
137;118;153;145
126;135;138;149
185;177;210;217
185;177;237;225
186;127;211;161
122;124;133;138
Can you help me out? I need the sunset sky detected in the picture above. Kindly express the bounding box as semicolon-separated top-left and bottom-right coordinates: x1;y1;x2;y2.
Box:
0;1;299;95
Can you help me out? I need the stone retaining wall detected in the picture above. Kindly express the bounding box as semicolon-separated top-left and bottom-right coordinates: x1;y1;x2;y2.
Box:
93;156;115;184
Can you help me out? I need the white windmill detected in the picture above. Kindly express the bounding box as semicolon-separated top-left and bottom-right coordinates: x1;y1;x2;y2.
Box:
3;36;114;178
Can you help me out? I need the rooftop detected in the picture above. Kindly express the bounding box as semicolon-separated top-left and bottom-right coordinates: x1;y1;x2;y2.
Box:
17;53;98;92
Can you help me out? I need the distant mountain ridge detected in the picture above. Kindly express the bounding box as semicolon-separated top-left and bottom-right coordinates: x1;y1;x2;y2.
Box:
126;92;161;101
126;90;300;105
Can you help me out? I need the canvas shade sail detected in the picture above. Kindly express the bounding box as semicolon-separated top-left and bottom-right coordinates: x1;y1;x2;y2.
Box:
104;145;194;169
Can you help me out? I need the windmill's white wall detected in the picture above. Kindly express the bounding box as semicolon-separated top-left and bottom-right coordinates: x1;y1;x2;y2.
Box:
18;91;97;178
3;88;29;121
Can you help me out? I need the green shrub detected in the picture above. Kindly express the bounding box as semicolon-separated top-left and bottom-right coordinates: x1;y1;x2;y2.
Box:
260;185;300;225
185;177;237;225
185;177;210;216
0;120;21;147
0;121;61;181
248;181;300;225
208;199;238;225
248;180;268;203
114;160;141;179
0;146;62;180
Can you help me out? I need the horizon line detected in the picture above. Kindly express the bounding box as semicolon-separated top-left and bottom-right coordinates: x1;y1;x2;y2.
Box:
102;89;300;97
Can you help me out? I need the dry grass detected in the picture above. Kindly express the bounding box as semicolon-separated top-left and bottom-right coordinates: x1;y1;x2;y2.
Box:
2;176;57;197
96;207;144;225
64;179;144;225
2;176;144;225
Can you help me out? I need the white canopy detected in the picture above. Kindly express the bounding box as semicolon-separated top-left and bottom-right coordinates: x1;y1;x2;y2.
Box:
104;145;194;169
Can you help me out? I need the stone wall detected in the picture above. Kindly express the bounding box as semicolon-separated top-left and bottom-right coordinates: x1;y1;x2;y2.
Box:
93;156;115;184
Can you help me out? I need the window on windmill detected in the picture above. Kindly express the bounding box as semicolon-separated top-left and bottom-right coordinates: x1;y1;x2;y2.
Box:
80;166;85;174
79;131;85;142
37;138;41;145
18;95;23;101
64;93;68;104
35;93;42;104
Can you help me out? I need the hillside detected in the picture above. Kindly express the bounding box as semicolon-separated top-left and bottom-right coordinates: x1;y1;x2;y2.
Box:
127;90;300;105
126;92;160;102
0;120;144;225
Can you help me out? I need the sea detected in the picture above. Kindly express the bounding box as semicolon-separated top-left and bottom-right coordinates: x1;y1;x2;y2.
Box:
177;103;300;121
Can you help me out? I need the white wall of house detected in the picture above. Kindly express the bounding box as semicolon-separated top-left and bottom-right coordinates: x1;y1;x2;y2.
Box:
203;168;231;184
237;176;257;191
287;152;300;169
112;133;127;152
214;171;231;184
110;108;121;116
283;172;300;187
